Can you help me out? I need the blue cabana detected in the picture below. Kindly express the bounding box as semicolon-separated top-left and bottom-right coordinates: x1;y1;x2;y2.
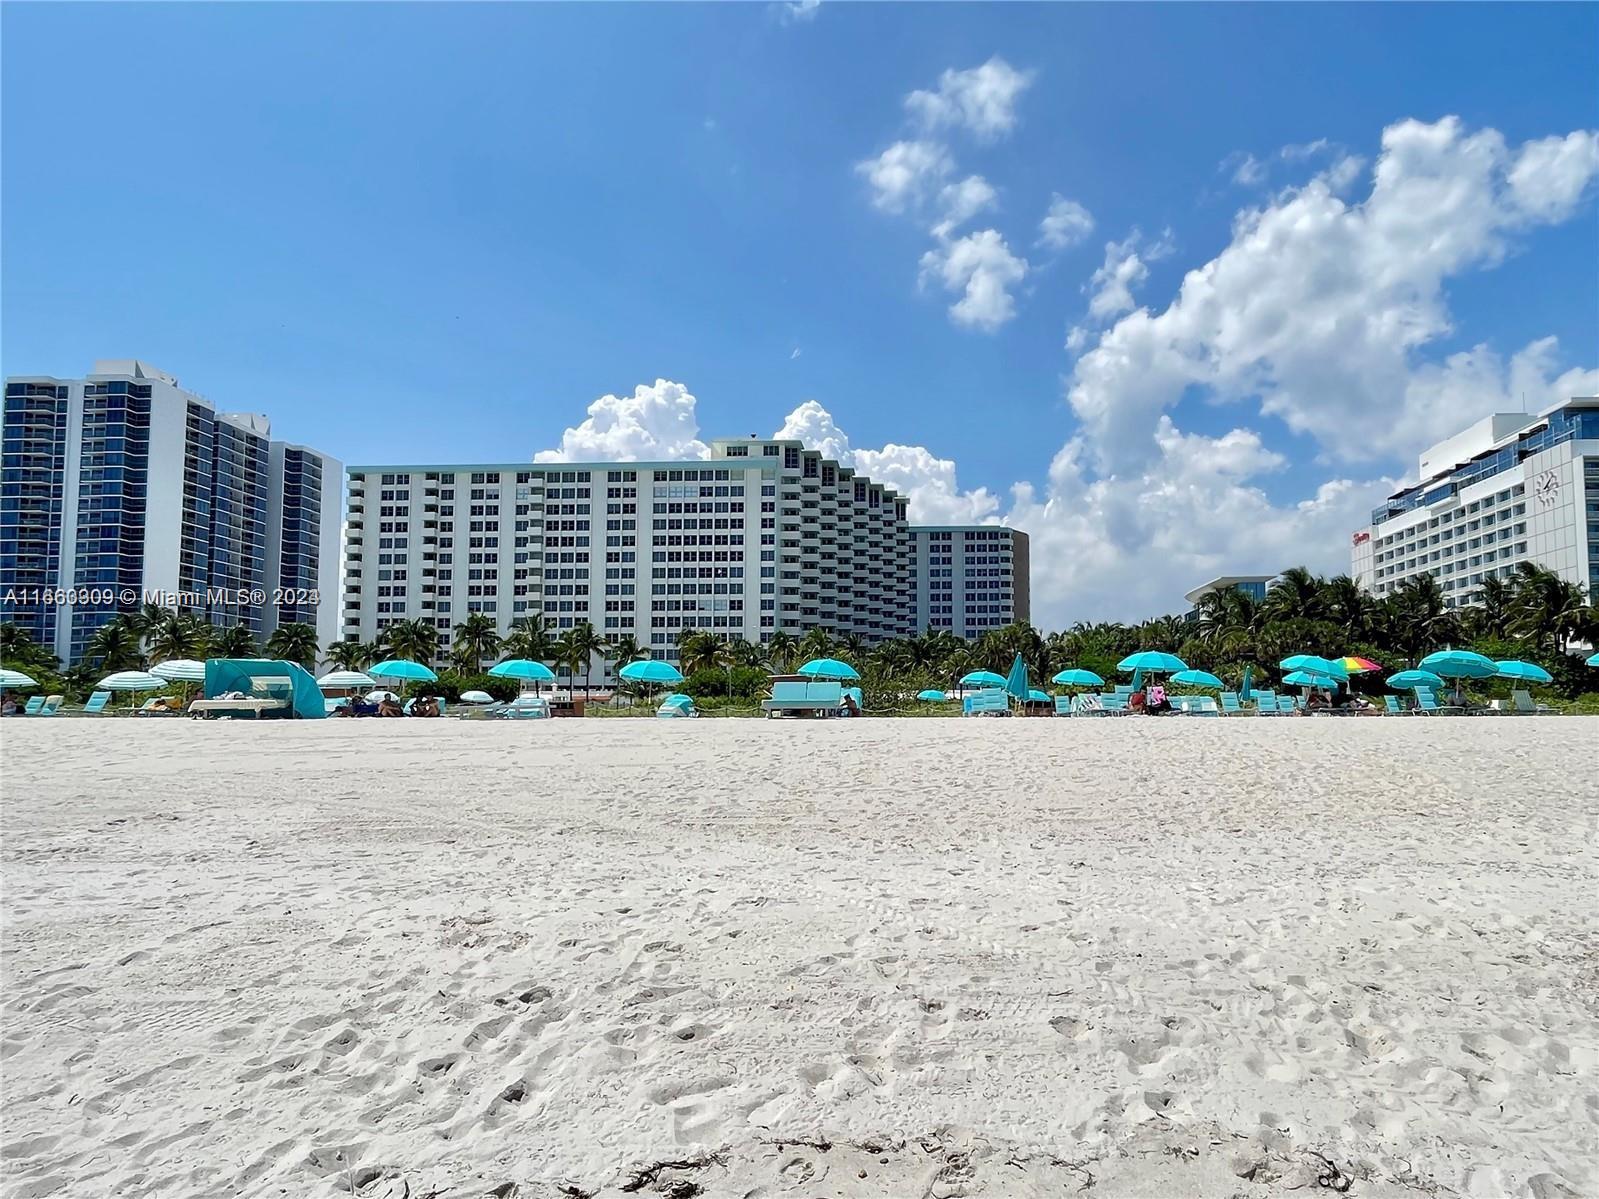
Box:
203;659;327;719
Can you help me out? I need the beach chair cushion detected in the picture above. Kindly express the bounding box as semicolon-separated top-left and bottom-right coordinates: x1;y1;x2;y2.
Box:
1054;695;1074;715
23;696;44;715
1220;692;1242;714
1384;695;1402;714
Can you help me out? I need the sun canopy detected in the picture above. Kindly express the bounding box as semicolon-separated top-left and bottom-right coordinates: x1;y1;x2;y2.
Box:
1279;654;1348;680
916;689;948;701
618;659;684;684
659;693;695;709
490;658;557;682
1494;660;1553;684
203;659;328;718
1051;668;1103;687
1338;656;1381;673
1171;669;1222;688
1588;652;1599;668
797;658;859;680
0;668;40;689
1282;670;1338;688
1117;651;1187;673
959;670;1006;687
459;690;495;704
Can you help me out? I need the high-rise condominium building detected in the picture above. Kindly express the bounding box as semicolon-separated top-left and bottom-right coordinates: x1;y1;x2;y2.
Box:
1351;396;1599;606
0;360;342;663
341;436;1029;675
911;526;1029;639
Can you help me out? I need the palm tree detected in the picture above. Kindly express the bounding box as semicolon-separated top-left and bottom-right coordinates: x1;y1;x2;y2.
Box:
0;622;59;675
567;621;607;697
677;630;725;675
500;614;555;664
1262;567;1323;625
1386;574;1458;659
766;630;799;673
1466;575;1516;642
211;623;257;659
264;621;321;669
450;613;502;672
1320;575;1371;639
324;639;375;672
552;631;586;692
383;618;440;666
146;612;210;664
1508;563;1590;655
84;616;143;672
798;625;833;663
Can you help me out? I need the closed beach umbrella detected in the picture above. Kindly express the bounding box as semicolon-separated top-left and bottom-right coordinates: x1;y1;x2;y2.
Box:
0;668;40;689
796;658;859;681
1494;660;1553;684
1387;670;1444;690
1004;653;1029;701
98;670;166;691
1117;651;1187;674
1170;669;1222;689
617;659;685;685
1052;668;1103;688
151;659;207;682
317;669;376;690
916;689;948;702
1417;650;1497;679
490;659;557;683
459;690;495;704
959;670;1006;688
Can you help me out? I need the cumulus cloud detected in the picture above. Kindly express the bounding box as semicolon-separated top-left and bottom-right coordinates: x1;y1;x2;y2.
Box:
1281;138;1331;161
535;379;710;462
932;174;998;237
1066;116;1599;472
919;229;1029;331
1037;194;1095;250
1084;228;1173;321
773;401;1001;523
1231;153;1267;186
855;140;952;213
905;56;1035;141
776;0;821;22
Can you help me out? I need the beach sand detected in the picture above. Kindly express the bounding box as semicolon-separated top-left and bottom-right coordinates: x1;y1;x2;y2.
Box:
1;716;1595;1198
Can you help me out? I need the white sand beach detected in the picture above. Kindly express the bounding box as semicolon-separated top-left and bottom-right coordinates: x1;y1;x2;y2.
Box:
2;716;1595;1198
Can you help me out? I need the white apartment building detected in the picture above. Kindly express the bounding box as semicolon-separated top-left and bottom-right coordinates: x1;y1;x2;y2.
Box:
1;360;342;662
1351;396;1599;606
342;437;1030;675
911;526;1029;639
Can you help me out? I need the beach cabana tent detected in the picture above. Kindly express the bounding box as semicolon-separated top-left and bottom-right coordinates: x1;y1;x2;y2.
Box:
203;659;328;719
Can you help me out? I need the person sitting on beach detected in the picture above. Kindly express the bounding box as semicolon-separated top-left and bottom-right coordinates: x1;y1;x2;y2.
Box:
1145;684;1172;714
840;694;859;718
410;696;440;718
0;692;15;717
377;698;405;718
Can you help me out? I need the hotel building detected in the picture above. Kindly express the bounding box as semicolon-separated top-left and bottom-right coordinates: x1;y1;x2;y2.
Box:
1351;397;1599;606
0;360;342;663
341;436;1028;675
1180;574;1276;623
911;526;1029;639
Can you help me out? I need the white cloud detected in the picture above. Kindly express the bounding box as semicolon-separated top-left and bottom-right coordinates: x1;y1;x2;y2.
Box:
535;379;710;462
932;174;998;238
855;139;952;213
1084;228;1173;322
790;347;802;360
776;0;821;23
1231;154;1267;186
1065;325;1089;354
919;229;1029;331
773;400;1000;524
1281;138;1331;161
905;56;1035;141
1037;194;1095;250
1066;116;1599;472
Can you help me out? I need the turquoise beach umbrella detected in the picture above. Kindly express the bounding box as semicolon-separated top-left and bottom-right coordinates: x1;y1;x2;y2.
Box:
1004;653;1029;700
1588;652;1599;668
959;670;1006;688
1026;688;1050;703
618;659;685;685
1170;669;1222;689
659;693;695;709
916;689;948;702
1279;654;1348;681
490;658;557;682
1387;670;1444;690
1051;668;1103;688
370;659;438;682
796;658;859;681
1117;651;1187;673
1418;650;1497;679
1283;670;1338;689
1494;660;1552;684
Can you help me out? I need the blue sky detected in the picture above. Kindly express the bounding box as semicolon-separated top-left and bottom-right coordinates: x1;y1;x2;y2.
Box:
4;3;1596;622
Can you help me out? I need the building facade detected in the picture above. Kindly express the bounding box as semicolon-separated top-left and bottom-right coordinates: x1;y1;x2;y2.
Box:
1181;574;1276;623
911;526;1029;639
0;360;342;662
341;437;1029;676
1351;397;1599;606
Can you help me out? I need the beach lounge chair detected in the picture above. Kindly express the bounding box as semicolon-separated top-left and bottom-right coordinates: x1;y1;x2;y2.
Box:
962;689;1010;716
76;692;108;715
1383;695;1403;715
1100;692;1129;714
1414;688;1460;715
1510;689;1553;715
1071;693;1104;716
1114;684;1134;696
1253;692;1278;715
23;696;44;715
1054;695;1074;715
494;694;550;719
761;680;843;717
1219;691;1244;715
